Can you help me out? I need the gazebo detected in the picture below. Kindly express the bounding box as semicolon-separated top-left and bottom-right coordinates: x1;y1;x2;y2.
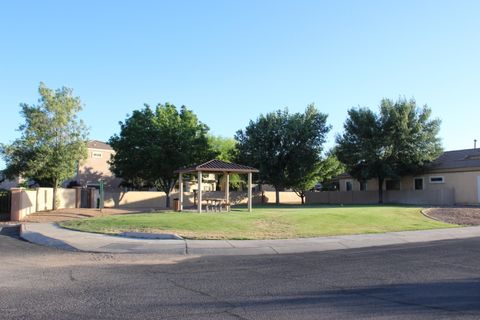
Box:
174;159;259;212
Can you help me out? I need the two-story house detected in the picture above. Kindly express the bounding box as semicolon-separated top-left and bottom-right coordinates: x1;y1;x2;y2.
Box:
75;140;121;190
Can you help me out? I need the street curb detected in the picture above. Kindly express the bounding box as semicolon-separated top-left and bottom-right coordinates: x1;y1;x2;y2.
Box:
17;221;480;256
421;208;454;224
20;224;81;252
20;223;188;255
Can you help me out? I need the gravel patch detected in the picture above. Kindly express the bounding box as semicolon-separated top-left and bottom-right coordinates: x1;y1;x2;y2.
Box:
425;207;480;226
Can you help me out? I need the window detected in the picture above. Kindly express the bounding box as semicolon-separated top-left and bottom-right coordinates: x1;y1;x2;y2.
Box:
414;178;424;190
92;152;103;158
360;181;367;191
386;179;400;191
345;181;353;191
429;176;444;184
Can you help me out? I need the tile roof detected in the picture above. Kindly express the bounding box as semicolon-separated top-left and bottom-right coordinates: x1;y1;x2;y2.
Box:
175;159;259;173
427;148;480;171
87;140;113;151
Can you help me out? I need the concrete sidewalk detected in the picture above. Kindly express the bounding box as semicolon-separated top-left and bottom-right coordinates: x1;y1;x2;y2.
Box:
20;223;480;256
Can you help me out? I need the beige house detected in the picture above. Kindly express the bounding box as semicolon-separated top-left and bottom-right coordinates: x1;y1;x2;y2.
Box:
337;148;480;205
75;140;122;190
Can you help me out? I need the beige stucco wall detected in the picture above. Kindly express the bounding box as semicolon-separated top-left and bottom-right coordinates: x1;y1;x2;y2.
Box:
34;188;76;211
261;191;301;204
104;191;170;208
305;189;455;206
10;187;78;220
338;170;480;205
10;189;37;221
103;190;302;208
57;188;77;209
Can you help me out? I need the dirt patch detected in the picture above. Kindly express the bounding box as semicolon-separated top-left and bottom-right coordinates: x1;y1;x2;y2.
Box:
23;208;165;223
425;207;480;226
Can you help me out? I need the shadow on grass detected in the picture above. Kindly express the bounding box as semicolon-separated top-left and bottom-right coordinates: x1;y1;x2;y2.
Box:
230;203;426;211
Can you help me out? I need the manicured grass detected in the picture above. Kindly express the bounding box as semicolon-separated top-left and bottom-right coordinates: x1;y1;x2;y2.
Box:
59;205;458;240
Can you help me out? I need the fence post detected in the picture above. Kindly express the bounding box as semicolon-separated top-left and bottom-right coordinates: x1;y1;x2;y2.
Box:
89;188;96;208
74;187;82;208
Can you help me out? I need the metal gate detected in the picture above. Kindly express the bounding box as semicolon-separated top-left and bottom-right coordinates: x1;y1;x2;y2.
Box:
0;190;11;220
81;188;88;208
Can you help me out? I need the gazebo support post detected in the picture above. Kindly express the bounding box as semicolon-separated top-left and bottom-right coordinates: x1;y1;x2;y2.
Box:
248;172;252;212
225;172;230;212
179;173;183;212
197;171;203;213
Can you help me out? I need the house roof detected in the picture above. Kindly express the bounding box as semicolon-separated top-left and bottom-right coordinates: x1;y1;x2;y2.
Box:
336;148;480;179
427;148;480;171
175;159;259;174
87;140;113;151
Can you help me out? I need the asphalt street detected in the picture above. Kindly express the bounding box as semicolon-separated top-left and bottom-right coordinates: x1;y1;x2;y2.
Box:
1;225;480;320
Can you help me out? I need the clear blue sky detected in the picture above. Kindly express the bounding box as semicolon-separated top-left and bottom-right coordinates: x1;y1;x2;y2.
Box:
1;0;479;169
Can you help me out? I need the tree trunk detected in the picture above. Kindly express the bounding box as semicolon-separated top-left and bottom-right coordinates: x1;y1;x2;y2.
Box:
53;179;58;210
378;177;384;204
275;188;280;205
301;194;305;205
165;191;170;208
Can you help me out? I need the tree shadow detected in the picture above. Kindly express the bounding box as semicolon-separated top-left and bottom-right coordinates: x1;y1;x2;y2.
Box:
74;166;122;191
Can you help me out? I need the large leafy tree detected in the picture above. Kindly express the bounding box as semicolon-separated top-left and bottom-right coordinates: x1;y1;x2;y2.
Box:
0;83;88;209
235;104;330;204
336;98;442;203
109;103;213;207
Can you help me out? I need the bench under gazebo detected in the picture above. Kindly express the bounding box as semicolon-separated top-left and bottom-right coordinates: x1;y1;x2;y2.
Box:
174;159;259;212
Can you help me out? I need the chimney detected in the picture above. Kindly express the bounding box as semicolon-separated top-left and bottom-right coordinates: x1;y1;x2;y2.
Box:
475;139;477;150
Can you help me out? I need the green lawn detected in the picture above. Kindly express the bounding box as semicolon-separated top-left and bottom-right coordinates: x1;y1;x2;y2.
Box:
59;205;457;240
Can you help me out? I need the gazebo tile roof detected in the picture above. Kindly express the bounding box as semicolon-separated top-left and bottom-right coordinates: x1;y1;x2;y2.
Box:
175;159;259;173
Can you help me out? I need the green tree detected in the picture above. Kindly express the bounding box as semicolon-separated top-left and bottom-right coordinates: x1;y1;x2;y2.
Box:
207;135;244;190
292;152;345;203
316;152;345;191
317;152;345;184
109;103;213;207
0;83;88;209
235;104;330;204
336;98;442;203
208;135;237;161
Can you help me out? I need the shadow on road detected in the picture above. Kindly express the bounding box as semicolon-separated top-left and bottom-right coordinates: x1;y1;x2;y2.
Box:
0;225;20;239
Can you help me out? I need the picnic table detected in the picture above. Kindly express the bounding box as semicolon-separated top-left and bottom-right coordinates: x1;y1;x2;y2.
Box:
203;198;230;212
